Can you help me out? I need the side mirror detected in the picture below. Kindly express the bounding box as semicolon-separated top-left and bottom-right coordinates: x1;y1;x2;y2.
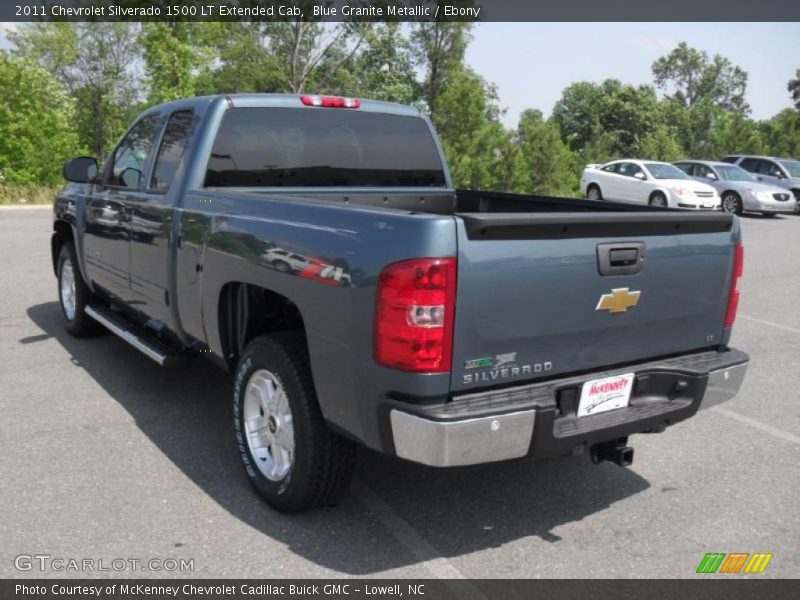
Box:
634;171;646;180
63;157;98;183
706;172;717;180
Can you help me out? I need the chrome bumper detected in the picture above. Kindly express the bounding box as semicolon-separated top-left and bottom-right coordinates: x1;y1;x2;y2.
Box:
390;355;748;467
390;409;535;467
699;361;749;410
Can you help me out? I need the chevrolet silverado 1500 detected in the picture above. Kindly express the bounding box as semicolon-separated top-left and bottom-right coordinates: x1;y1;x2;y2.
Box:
53;94;749;512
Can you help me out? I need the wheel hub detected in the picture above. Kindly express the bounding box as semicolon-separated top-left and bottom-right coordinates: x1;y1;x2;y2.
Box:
60;259;76;321
243;369;295;481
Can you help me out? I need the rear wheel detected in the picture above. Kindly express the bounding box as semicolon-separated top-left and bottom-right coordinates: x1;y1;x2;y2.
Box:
721;192;743;215
761;212;777;218
648;192;668;208
57;242;101;337
586;184;602;201
233;332;356;512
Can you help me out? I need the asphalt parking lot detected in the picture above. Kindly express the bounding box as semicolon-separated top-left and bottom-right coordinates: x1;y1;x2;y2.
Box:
0;206;797;580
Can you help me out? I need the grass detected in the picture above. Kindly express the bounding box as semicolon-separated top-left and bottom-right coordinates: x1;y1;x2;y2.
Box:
0;184;60;205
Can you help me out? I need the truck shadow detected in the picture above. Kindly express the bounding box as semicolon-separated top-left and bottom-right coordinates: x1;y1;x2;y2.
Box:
27;301;651;575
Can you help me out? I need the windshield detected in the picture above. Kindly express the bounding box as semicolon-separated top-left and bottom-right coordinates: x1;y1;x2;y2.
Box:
716;165;755;182
778;160;800;178
645;163;690;180
206;107;446;188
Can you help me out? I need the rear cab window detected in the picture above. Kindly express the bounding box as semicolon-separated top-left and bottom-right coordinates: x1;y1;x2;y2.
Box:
205;107;446;188
149;110;198;193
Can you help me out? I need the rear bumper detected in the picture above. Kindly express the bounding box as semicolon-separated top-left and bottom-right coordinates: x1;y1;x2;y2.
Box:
389;349;748;467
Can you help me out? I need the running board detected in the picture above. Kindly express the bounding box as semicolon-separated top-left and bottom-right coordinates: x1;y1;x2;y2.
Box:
85;305;188;369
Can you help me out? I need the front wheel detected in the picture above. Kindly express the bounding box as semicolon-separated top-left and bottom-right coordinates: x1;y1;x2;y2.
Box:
721;192;743;215
233;332;356;512
57;242;101;337
649;192;668;208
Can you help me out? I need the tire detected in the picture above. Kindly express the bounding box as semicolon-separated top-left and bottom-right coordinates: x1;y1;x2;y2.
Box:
761;213;777;218
233;332;356;512
57;242;101;337
649;192;668;208
586;184;602;201
272;260;291;273
721;192;743;215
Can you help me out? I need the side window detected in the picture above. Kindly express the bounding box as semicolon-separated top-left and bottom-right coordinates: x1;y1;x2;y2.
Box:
108;115;163;189
696;164;713;178
675;163;693;175
150;110;197;193
617;163;643;178
601;164;618;173
721;156;738;164
757;160;783;177
739;158;759;172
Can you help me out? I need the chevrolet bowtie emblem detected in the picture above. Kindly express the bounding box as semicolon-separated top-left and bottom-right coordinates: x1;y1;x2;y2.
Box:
596;287;641;314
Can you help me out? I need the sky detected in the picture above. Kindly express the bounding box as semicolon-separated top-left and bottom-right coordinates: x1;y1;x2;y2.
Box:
1;21;799;128
467;22;800;128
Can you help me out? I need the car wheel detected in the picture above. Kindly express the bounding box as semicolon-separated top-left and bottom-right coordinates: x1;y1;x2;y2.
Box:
586;185;602;201
761;213;777;218
721;192;743;215
233;332;356;512
648;192;668;208
272;260;291;273
57;242;101;337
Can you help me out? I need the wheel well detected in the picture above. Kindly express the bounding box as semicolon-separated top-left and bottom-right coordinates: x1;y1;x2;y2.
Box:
721;190;740;199
218;283;306;370
649;190;666;201
51;220;73;276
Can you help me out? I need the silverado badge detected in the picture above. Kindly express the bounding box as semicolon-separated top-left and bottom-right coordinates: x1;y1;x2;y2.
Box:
596;288;641;314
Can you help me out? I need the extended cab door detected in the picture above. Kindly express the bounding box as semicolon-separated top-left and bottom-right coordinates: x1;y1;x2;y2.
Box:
84;114;164;302
127;109;199;327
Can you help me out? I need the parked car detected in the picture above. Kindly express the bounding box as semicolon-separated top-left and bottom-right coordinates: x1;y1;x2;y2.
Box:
580;160;721;209
721;155;800;212
262;248;309;273
52;94;748;512
674;160;794;217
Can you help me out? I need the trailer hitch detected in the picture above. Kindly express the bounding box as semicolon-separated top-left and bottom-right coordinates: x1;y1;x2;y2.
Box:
590;438;634;467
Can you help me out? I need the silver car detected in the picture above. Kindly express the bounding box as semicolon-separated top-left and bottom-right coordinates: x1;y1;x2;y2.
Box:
674;160;795;216
721;155;800;213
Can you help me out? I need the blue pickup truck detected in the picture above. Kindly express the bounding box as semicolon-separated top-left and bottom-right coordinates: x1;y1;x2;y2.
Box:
52;94;749;512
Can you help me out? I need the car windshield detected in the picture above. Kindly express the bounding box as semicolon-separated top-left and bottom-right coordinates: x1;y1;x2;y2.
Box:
645;163;690;180
778;160;800;177
716;165;755;182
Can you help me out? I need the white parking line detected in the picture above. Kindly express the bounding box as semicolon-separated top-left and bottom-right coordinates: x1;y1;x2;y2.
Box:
739;314;800;335
352;479;488;600
712;406;800;445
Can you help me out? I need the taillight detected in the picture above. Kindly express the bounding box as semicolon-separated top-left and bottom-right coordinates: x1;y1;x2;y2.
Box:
300;95;361;109
374;258;457;372
724;242;744;328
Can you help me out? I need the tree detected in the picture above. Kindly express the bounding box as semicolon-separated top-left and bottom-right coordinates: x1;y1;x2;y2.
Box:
552;79;668;159
434;68;516;191
0;53;81;184
141;23;207;104
761;109;800;158
351;23;417;104
410;22;471;119
652;42;748;111
10;23;142;161
515;110;580;196
789;69;800;111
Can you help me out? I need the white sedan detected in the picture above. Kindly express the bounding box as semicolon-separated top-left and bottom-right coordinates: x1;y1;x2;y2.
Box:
580;160;721;209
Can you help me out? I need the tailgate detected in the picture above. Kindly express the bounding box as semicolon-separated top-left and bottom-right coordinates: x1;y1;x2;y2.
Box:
451;212;738;392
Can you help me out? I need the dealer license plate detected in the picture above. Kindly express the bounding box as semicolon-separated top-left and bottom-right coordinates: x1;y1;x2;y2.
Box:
577;373;635;417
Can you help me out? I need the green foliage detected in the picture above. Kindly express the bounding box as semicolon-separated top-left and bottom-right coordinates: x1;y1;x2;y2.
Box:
515;110;580;196
0;53;81;185
789;69;800;111
3;25;798;200
652;42;748;110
